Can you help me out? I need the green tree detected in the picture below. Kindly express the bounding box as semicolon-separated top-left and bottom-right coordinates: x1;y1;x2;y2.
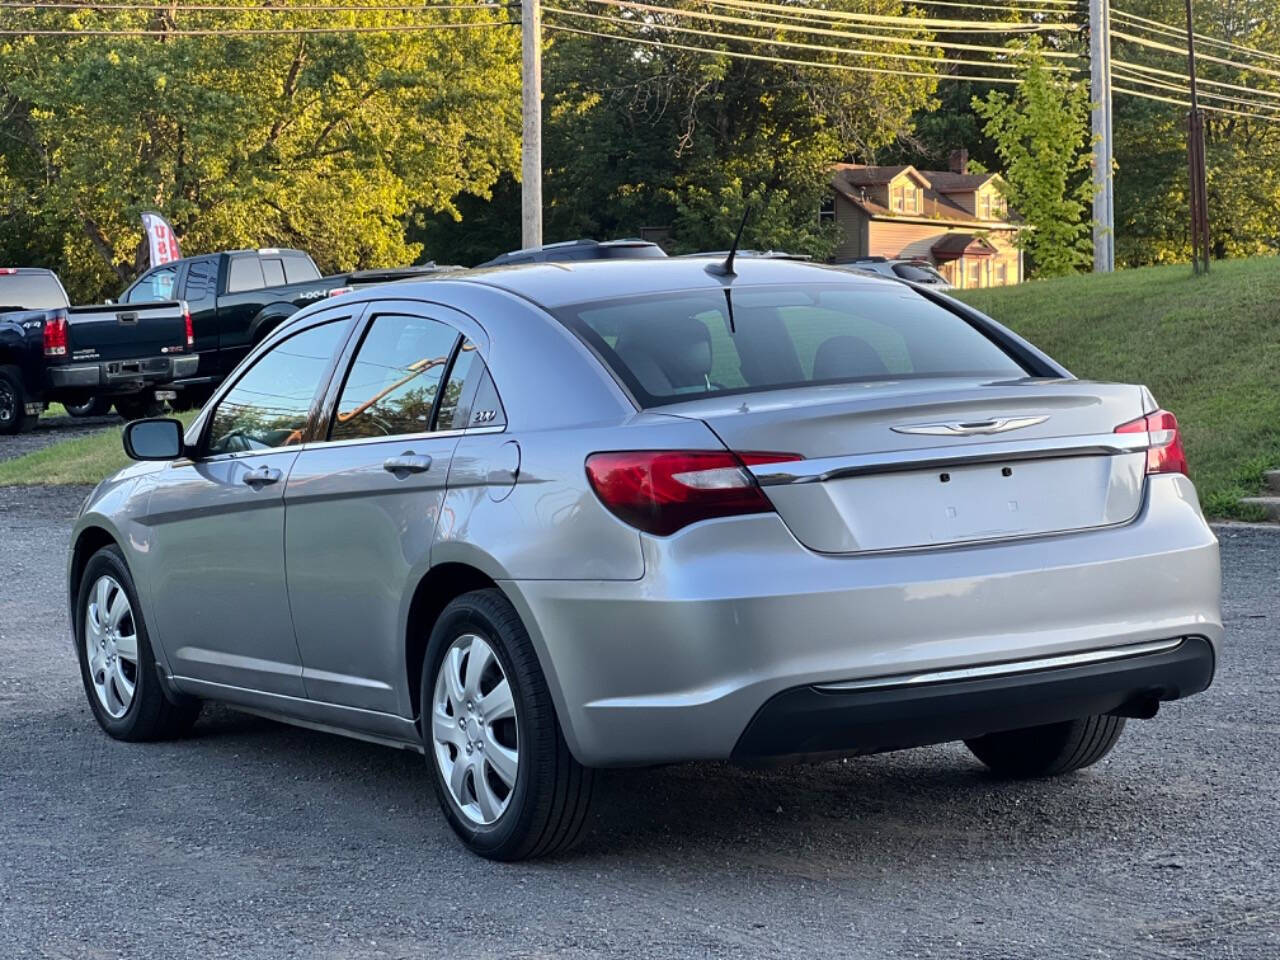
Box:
0;2;520;300
972;39;1095;276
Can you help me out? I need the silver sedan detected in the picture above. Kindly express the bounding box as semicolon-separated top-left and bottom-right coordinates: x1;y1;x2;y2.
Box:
68;257;1221;860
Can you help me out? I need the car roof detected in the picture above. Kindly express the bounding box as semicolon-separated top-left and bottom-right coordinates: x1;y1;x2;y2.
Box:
385;256;900;312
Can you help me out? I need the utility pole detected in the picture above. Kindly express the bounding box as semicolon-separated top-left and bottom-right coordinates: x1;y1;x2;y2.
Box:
1089;0;1115;272
1184;0;1210;274
520;0;543;250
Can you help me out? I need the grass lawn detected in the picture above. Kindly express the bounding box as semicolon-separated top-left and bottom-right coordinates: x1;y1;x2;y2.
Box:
0;411;197;486
957;256;1280;519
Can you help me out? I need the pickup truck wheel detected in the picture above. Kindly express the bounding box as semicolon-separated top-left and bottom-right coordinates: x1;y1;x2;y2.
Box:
0;366;37;434
422;589;594;860
113;395;165;421
76;545;201;741
65;396;114;418
965;715;1126;778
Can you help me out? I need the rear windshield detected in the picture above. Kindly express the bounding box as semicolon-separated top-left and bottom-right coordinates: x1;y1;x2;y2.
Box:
0;272;68;311
556;284;1027;407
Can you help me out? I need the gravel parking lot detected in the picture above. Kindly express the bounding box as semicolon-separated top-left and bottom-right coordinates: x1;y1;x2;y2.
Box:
2;484;1277;959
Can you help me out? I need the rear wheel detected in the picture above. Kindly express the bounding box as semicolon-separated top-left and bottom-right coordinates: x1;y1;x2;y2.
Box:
965;715;1126;778
75;545;200;741
0;366;37;434
422;589;593;860
113;394;165;421
64;396;114;418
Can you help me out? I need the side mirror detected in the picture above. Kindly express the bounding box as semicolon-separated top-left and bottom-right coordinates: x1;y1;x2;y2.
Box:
123;417;185;461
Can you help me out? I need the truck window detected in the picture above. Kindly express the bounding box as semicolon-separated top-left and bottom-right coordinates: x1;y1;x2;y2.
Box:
126;265;178;303
261;258;286;287
0;271;69;310
227;257;265;293
283;255;319;284
183;259;217;303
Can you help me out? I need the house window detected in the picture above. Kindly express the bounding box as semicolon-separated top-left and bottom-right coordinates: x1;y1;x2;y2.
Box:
819;196;836;225
904;187;919;214
979;193;991;220
891;185;905;211
967;259;983;288
995;261;1008;286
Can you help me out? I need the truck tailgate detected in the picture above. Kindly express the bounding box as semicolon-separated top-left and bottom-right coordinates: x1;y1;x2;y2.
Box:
66;301;190;363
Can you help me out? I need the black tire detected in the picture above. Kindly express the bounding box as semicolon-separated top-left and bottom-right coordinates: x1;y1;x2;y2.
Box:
421;588;594;861
64;396;114;418
75;544;201;741
0;365;37;434
113;394;165;421
965;715;1126;778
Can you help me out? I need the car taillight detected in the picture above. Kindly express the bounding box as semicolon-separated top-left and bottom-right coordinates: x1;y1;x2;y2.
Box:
0;267;17;275
43;312;68;356
585;450;801;536
182;301;193;347
1115;409;1188;476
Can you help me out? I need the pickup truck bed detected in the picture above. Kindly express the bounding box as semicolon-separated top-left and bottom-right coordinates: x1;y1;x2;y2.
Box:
0;268;195;432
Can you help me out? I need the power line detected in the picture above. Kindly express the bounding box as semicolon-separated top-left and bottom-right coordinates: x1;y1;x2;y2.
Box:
1111;65;1280;114
1112;28;1280;82
545;6;1067;74
687;0;1074;31
702;1;1074;35
1113;57;1280;103
0;1;505;9
573;0;1082;57
1111;7;1280;67
0;21;510;35
545;21;1027;83
1113;84;1280;123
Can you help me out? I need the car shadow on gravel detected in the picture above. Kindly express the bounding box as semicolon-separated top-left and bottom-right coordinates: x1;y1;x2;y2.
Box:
161;700;1154;867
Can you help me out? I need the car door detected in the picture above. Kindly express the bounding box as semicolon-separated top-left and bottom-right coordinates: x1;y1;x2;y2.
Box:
144;312;355;698
283;302;482;715
175;255;220;360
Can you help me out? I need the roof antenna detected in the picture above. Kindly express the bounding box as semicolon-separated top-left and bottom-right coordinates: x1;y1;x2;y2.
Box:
706;205;751;278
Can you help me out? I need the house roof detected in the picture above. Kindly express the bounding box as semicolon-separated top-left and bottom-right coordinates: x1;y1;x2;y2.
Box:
830;163;1015;228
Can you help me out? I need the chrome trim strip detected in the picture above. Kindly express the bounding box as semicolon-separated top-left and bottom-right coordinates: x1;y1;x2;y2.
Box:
298;424;504;452
812;638;1184;693
891;415;1049;437
750;431;1151;486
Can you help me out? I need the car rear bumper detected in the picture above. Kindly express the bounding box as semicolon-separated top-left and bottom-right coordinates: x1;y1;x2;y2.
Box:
731;636;1214;762
502;474;1222;767
47;354;197;391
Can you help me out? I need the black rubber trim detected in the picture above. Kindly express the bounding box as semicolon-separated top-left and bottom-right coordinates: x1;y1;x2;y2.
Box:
730;636;1215;763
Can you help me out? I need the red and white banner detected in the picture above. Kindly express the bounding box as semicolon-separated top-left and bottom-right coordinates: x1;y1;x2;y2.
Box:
141;211;182;268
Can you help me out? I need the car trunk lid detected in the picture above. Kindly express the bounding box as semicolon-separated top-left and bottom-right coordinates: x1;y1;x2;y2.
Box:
663;377;1152;552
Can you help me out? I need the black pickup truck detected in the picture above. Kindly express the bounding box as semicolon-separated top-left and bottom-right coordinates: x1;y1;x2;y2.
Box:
120;248;349;405
0;268;195;433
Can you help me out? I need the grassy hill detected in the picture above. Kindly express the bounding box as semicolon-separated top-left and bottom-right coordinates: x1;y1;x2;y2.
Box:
957;257;1280;519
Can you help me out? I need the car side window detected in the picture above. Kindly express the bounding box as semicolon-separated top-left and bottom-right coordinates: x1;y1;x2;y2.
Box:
183;259;217;303
261;258;286;287
330;314;460;442
227;256;265;293
205;321;347;455
126;265;178;303
283;255;320;283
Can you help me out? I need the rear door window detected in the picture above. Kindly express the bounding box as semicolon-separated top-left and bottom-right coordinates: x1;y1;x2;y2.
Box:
330;314;460;441
227;256;265;293
261;258;286;287
557;284;1027;406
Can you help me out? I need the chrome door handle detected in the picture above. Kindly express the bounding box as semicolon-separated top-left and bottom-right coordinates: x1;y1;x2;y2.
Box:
242;465;282;487
383;453;432;477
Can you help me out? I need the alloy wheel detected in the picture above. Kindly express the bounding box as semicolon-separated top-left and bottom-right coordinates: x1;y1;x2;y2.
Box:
0;380;14;425
84;575;139;719
431;633;519;825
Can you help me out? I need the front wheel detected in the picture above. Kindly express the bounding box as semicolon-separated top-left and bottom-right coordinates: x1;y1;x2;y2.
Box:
422;589;594;860
75;545;201;741
965;715;1126;778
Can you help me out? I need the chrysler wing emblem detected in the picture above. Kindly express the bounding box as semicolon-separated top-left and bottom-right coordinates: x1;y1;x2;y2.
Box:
890;415;1049;437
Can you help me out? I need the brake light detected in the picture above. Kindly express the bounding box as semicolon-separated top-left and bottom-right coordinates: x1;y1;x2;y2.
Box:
182;300;193;347
1115;409;1188;476
585;450;801;536
42;312;68;356
0;267;17;275
328;286;353;298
